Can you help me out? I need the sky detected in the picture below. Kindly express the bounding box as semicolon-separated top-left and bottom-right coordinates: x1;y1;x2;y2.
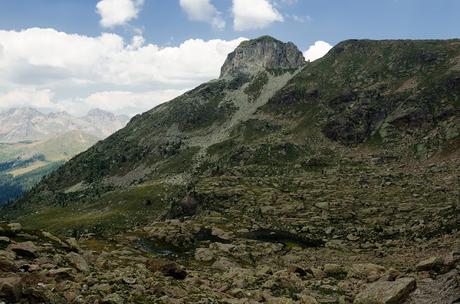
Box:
0;0;459;116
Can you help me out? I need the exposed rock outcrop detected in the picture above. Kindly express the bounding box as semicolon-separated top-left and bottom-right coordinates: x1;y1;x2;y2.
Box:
220;36;306;78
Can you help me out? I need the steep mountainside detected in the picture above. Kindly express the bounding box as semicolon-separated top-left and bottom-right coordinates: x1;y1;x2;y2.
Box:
11;38;459;205
0;37;459;303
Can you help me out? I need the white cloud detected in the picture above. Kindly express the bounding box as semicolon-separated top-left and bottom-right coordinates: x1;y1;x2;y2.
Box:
96;0;144;28
303;41;333;62
0;28;246;115
81;90;188;115
233;0;284;31
180;0;225;30
0;88;56;110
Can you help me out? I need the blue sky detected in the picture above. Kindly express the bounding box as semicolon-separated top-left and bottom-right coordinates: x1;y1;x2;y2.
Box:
0;0;459;115
1;0;459;49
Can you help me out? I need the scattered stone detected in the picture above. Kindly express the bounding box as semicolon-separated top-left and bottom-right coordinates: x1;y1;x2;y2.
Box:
354;277;416;304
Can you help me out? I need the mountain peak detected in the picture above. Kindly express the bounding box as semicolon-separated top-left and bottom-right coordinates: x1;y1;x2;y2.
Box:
5;106;43;116
220;35;306;78
86;108;114;117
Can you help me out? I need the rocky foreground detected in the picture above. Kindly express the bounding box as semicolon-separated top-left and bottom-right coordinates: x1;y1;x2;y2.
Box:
0;223;458;304
1;160;460;304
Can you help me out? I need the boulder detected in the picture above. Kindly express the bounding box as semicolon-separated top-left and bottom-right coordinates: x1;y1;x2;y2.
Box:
8;241;39;258
211;257;239;272
42;231;68;248
6;223;22;233
102;293;124;304
354;277;416;304
415;256;444;272
0;257;18;272
0;236;10;246
146;259;187;280
48;268;74;279
66;238;81;251
299;295;318;304
0;276;22;302
347;263;386;282
195;248;215;262
324;264;347;278
405;270;460;304
66;252;90;273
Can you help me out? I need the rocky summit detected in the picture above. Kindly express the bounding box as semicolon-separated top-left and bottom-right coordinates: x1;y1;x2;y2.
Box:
220;36;306;78
1;36;459;303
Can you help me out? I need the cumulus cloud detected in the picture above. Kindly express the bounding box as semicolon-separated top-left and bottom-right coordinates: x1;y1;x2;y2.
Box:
0;28;246;115
303;41;333;62
96;0;144;28
0;88;56;110
232;0;284;31
180;0;225;30
80;90;188;114
0;89;188;116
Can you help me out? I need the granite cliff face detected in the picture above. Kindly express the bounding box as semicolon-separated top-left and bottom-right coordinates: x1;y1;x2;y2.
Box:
220;36;306;78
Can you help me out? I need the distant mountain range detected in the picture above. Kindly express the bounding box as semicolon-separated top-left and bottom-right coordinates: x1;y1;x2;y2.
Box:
0;107;129;204
0;107;129;143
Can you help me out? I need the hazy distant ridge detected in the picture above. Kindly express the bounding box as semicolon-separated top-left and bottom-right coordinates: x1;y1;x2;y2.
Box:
0;107;129;143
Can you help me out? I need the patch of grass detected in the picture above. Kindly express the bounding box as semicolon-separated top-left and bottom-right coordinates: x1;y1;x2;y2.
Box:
16;183;179;236
244;72;269;102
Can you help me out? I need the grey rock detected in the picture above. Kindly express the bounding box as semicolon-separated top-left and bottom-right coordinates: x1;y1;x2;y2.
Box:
102;293;124;304
195;248;215;262
406;270;460;304
354;277;416;304
0;276;22;302
220;36;305;78
66;252;90;273
415;256;444;272
7;241;39;258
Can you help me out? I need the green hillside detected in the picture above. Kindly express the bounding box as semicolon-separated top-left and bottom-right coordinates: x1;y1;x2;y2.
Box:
0;131;99;204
